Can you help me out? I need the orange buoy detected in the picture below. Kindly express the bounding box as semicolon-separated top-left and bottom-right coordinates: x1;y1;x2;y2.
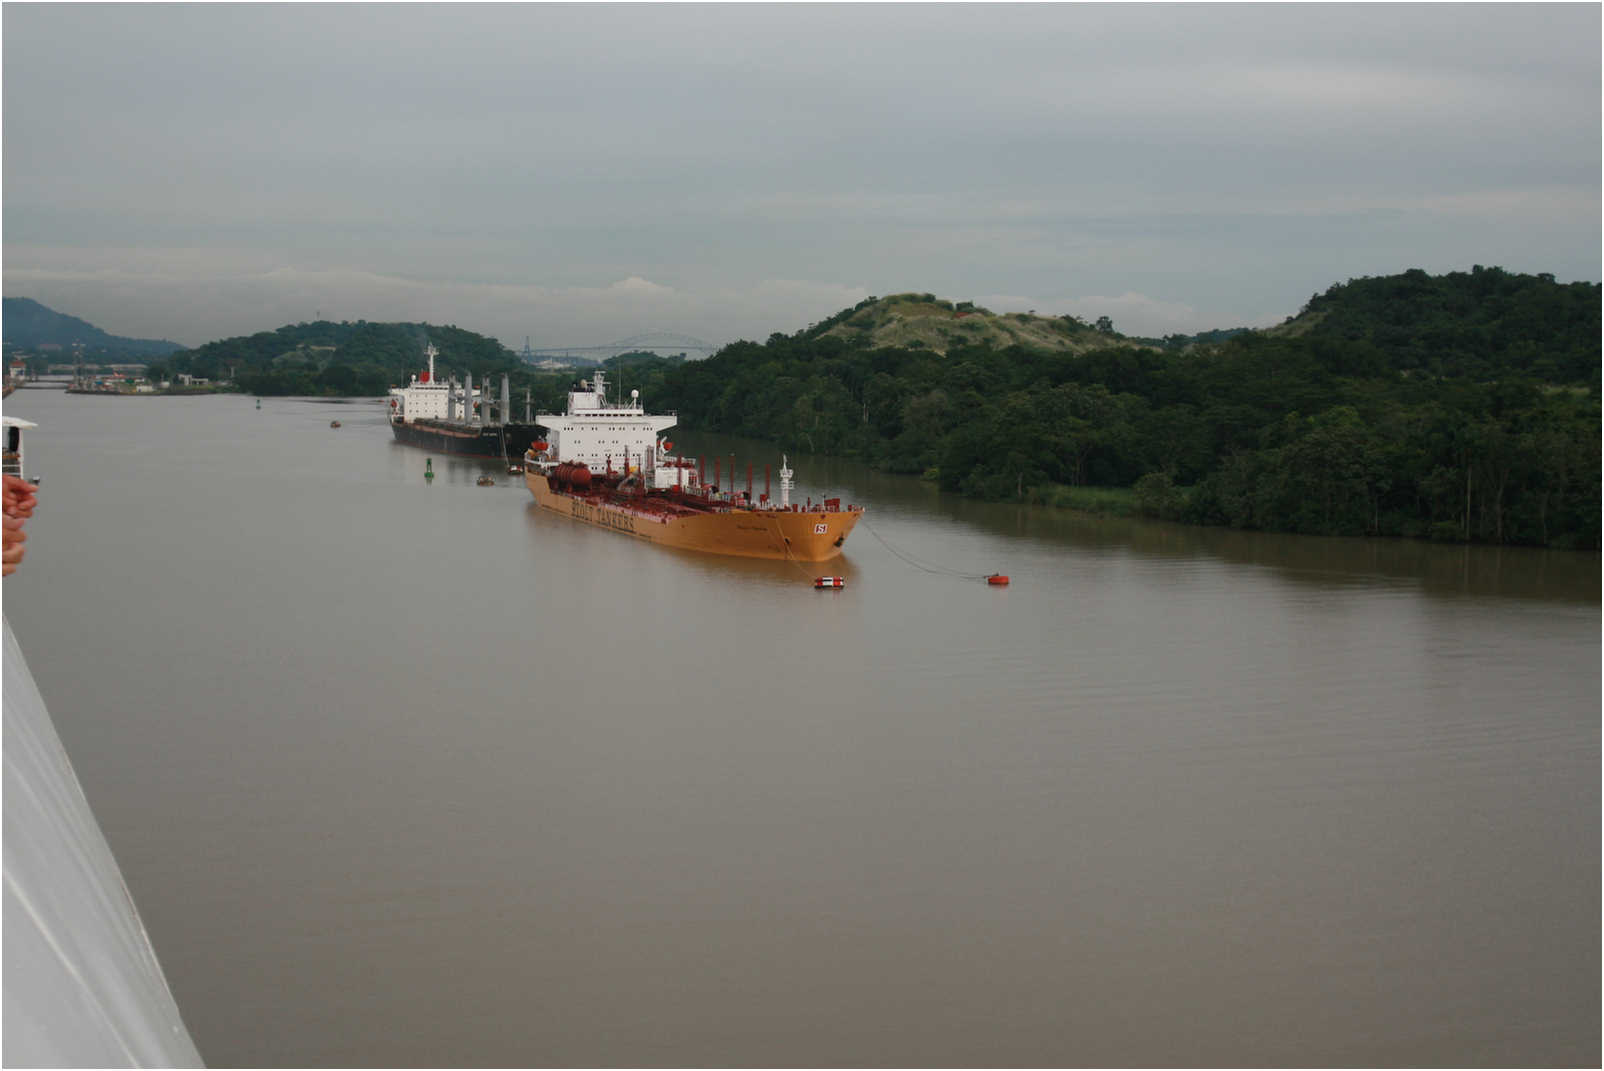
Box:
814;576;845;589
986;574;1010;585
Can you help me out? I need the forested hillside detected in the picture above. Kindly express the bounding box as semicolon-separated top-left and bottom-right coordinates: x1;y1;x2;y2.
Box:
1271;266;1598;383
808;292;1118;354
803;292;1248;354
631;268;1597;549
146;267;1598;549
2;297;183;358
153;320;518;396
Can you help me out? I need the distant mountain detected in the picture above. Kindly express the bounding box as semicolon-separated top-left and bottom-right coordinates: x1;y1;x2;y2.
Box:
2;297;184;358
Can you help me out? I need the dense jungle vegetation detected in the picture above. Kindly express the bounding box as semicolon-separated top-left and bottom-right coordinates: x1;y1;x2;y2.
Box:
151;321;517;397
157;266;1599;549
639;267;1599;549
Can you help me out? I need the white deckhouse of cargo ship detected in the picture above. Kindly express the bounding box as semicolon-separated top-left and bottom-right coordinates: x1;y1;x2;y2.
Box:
389;343;476;423
532;370;699;491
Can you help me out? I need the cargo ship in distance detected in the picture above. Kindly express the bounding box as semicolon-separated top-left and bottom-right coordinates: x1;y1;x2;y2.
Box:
389;343;544;459
524;371;862;561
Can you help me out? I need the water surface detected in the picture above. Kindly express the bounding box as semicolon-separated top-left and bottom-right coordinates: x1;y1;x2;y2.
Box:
4;390;1597;1066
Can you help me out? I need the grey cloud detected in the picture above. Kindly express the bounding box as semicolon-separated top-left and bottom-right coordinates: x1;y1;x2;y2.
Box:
4;3;1597;347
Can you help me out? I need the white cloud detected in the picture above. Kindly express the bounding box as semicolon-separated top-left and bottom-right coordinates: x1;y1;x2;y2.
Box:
607;276;674;297
3;5;1597;349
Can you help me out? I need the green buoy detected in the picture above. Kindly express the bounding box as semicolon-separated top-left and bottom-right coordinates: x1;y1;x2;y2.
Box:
425;458;434;482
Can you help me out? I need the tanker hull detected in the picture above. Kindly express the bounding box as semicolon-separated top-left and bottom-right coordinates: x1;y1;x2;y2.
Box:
525;472;859;562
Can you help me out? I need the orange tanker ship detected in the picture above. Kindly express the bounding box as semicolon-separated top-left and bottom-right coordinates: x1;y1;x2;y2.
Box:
523;371;861;562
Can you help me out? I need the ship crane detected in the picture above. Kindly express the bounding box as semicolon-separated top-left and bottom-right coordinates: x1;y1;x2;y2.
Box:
779;455;794;510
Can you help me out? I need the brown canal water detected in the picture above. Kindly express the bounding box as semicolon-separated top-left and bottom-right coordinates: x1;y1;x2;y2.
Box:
4;390;1598;1066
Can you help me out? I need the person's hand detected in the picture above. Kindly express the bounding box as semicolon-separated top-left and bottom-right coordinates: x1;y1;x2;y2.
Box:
2;475;37;520
2;513;26;576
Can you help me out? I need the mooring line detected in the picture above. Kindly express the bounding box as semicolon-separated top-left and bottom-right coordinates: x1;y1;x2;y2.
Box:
860;518;993;580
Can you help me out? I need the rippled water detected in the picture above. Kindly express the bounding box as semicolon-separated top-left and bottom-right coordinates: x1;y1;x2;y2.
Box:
4;390;1597;1066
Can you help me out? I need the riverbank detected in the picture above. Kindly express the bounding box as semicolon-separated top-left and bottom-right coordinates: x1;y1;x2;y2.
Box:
1027;483;1137;517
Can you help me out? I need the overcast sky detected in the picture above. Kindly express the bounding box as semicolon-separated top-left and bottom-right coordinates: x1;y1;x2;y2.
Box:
4;3;1598;350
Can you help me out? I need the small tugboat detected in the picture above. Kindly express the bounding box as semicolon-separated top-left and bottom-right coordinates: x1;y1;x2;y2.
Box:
524;371;862;561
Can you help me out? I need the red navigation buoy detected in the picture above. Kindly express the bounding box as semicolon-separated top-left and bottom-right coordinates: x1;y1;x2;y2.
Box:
814;576;845;589
986;574;1010;585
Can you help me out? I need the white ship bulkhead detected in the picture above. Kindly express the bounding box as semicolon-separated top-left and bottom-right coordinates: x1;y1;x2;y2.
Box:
536;371;685;487
389;343;480;424
391;380;451;422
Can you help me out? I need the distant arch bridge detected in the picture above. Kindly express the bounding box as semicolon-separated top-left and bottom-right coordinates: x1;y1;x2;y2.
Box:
525;332;721;362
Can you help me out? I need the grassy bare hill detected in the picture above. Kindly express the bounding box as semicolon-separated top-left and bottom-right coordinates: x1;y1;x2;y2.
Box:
809;293;1129;356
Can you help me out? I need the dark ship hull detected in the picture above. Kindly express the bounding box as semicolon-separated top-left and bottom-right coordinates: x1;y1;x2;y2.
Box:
390;418;544;459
